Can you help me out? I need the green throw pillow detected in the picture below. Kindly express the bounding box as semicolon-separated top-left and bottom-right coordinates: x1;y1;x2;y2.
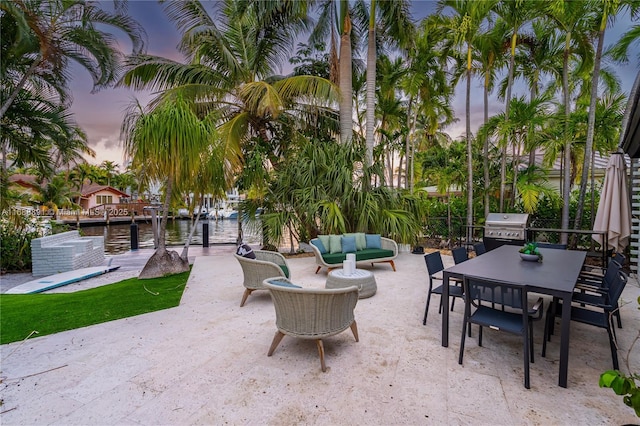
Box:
318;235;331;253
329;234;342;254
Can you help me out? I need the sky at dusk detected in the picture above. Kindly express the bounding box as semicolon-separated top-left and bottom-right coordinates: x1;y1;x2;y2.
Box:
67;0;640;171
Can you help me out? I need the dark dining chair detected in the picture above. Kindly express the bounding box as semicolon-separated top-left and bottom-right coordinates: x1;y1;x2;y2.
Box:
576;257;624;328
579;252;625;282
542;266;628;370
473;242;487;256
422;251;464;325
458;275;544;389
452;246;469;264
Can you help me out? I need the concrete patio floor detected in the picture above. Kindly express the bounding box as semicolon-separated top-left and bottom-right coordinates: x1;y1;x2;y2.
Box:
1;247;639;424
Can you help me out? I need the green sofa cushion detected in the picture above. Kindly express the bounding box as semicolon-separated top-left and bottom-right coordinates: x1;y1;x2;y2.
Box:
322;248;395;265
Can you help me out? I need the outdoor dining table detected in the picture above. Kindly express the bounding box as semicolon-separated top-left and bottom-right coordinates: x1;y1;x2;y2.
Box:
441;244;587;388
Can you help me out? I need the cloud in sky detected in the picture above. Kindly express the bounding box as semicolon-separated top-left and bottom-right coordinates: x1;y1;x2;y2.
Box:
67;1;639;171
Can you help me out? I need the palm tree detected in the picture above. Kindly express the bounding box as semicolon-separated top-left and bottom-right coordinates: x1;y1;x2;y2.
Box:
1;89;86;178
479;94;553;209
99;161;119;187
337;0;354;144
361;0;413;167
122;0;337;173
573;0;637;234
51;126;94;172
36;174;78;219
609;10;640;65
404;16;456;192
475;25;505;218
121;96;221;278
420;139;467;241
509;95;545;207
375;55;407;187
544;0;596;244
492;1;538;212
438;0;496;233
310;1;371;146
0;0;146;119
515;165;559;214
510;21;564;165
263;139;422;250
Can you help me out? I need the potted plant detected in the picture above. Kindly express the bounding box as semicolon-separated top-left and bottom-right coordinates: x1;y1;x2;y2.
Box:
599;296;640;418
519;242;543;262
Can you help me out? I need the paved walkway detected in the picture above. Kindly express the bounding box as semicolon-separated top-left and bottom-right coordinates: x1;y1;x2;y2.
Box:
1;248;639;424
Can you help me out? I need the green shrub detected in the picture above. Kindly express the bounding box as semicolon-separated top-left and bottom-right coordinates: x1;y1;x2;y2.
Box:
0;210;51;272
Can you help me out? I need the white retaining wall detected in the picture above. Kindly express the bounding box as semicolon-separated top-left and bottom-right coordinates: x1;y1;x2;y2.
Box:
31;231;105;277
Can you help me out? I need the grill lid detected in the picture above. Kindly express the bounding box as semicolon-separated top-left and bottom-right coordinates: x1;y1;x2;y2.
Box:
485;213;529;227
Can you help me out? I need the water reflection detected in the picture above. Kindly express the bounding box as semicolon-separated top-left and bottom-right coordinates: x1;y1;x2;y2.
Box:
81;219;262;254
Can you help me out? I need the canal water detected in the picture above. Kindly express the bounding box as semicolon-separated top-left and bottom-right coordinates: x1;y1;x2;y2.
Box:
81;218;262;254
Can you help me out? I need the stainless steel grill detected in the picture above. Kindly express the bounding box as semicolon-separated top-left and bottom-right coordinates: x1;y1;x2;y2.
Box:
484;213;529;251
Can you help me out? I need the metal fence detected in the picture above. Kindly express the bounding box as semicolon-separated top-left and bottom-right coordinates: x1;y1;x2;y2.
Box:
421;216;608;266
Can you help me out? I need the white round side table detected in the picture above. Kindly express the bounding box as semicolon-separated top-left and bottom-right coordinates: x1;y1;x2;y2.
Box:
325;269;377;298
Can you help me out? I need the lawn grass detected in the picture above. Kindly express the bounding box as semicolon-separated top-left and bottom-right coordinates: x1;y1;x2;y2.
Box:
0;269;191;345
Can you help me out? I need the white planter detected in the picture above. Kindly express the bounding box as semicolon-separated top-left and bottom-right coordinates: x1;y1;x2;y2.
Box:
398;243;411;253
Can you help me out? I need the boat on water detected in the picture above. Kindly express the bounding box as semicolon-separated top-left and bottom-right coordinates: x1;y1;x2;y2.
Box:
207;206;264;220
183;189;262;221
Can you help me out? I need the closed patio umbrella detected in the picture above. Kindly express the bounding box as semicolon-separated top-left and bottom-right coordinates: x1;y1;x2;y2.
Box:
592;152;632;253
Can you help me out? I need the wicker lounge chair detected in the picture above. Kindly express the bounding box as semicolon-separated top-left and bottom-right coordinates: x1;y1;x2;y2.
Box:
234;251;291;307
264;277;359;372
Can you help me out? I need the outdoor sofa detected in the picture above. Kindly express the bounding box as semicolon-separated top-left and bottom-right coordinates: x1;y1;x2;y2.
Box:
309;233;398;273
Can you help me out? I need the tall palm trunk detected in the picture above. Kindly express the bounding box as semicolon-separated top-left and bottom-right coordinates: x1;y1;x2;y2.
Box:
574;19;606;234
560;32;572;245
528;78;538;165
499;139;507;212
507;34;520;210
501;33;517;212
511;140;521;209
407;97;417;192
158;176;173;252
365;0;376;166
339;13;353;144
483;67;490;218
0;56;43;120
466;45;473;233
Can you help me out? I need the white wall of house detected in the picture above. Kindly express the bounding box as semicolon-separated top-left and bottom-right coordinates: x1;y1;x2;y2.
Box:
83;189;126;210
